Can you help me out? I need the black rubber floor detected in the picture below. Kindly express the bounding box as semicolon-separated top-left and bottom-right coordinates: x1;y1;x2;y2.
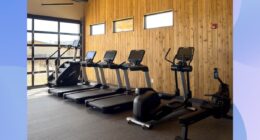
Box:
28;88;233;140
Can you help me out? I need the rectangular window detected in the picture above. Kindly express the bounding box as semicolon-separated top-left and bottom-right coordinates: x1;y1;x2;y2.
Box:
90;23;105;35
60;35;80;45
27;32;32;44
27;74;32;87
34;60;55;72
27;46;32;58
34;47;58;58
34;73;47;86
34;33;58;45
60;48;80;57
27;18;32;31
34;19;58;32
27;60;32;73
113;18;134;33
60;22;80;34
144;11;173;29
34;60;47;72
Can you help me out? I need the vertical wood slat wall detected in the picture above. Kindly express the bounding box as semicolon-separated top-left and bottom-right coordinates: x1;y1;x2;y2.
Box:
84;0;233;99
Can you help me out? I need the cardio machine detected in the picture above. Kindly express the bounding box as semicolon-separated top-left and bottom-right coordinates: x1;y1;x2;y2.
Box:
48;51;103;97
63;50;126;103
126;47;198;129
47;40;81;88
175;68;231;140
85;50;153;113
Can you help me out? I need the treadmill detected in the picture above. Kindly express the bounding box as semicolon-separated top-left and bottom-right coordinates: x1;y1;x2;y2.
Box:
63;50;126;103
85;50;153;113
48;51;102;97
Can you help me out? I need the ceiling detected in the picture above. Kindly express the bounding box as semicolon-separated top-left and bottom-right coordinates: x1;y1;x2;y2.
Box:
27;0;86;20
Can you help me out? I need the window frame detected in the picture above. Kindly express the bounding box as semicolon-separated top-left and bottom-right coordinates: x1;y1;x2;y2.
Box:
27;14;82;88
144;10;174;29
113;17;134;33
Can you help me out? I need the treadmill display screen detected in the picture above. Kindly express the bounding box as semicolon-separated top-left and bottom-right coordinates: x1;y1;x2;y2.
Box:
128;50;145;64
86;51;96;60
104;50;117;62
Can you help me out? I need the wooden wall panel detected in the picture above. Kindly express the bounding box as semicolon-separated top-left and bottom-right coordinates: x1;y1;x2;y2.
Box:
84;0;233;99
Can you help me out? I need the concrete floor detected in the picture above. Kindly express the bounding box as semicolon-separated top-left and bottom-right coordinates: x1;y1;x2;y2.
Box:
28;88;233;140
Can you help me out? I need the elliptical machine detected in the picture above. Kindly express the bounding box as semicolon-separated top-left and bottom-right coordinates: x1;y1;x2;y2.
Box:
126;47;197;129
175;68;232;140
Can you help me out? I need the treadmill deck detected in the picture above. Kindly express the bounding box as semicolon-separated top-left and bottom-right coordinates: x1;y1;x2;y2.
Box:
48;85;96;96
88;94;135;113
64;88;118;103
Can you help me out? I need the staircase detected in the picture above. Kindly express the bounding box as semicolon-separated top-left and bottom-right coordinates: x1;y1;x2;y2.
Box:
48;61;81;87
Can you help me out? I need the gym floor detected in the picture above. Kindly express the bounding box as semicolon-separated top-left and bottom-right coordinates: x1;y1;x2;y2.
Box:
28;88;233;140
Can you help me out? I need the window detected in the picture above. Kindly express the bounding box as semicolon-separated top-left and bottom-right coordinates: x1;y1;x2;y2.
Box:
27;33;32;44
90;23;105;35
27;46;32;58
27;60;32;73
27;18;32;31
27;15;82;87
60;22;80;34
27;74;32;86
34;60;54;72
34;33;58;45
60;48;80;57
34;47;58;58
60;35;80;45
144;11;173;29
34;19;58;32
34;73;47;86
113;18;134;33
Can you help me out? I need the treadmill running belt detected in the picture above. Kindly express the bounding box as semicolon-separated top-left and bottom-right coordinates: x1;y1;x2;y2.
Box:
48;85;95;96
64;89;117;103
88;95;135;113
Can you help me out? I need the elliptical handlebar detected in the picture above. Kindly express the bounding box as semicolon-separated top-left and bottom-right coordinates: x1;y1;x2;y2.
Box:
214;68;224;85
164;48;174;64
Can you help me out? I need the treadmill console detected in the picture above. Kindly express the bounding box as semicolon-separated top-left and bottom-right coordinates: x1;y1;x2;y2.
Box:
122;50;148;72
98;50;117;68
103;50;117;63
128;50;145;65
81;51;97;67
85;51;96;63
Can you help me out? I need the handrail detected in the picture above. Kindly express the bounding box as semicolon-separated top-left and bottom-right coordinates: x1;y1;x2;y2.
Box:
54;45;73;65
164;48;173;64
46;48;59;83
